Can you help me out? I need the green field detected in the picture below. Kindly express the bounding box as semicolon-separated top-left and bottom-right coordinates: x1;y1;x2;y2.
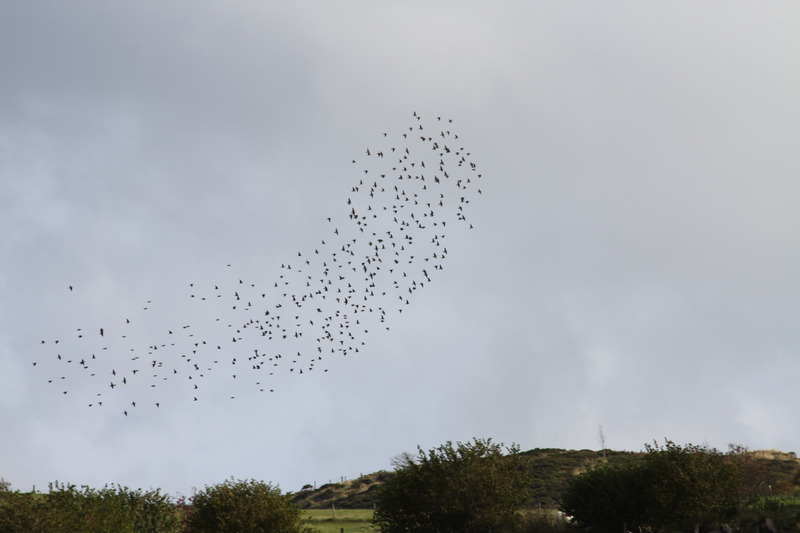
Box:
302;508;376;533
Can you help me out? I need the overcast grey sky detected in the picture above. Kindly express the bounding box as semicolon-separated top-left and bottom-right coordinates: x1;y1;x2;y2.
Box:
1;1;799;497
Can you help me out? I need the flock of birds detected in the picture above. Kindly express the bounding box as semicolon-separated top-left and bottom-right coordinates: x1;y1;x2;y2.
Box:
35;113;483;416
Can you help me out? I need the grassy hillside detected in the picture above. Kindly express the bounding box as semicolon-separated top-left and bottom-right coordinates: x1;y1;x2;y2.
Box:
292;471;392;510
291;448;800;510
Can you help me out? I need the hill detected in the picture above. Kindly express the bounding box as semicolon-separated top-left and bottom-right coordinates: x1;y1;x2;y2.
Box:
290;447;800;509
291;471;392;509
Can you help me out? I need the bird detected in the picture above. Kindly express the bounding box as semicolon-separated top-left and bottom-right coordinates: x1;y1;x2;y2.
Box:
36;112;483;412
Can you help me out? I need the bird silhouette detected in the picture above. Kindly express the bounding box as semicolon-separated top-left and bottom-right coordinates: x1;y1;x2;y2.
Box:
36;112;483;415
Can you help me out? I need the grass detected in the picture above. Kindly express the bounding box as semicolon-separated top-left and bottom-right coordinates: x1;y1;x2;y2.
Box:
302;508;376;533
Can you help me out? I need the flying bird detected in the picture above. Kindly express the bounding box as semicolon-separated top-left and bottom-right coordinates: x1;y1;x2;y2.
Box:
35;112;483;415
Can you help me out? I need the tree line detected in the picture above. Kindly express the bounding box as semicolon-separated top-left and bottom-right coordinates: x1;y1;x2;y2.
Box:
1;438;799;532
0;479;304;533
560;440;800;533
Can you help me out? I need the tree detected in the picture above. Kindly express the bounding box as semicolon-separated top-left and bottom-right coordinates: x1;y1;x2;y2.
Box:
560;462;650;533
0;489;41;533
39;482;179;533
373;438;531;533
186;478;303;533
560;440;748;533
642;441;743;533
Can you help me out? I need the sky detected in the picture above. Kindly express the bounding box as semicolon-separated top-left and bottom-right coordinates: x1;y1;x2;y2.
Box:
1;1;799;498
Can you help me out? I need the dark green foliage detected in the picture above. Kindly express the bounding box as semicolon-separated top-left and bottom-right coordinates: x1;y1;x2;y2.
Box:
2;446;797;531
288;447;798;512
515;509;580;533
560;440;770;533
0;482;179;533
373;438;531;533
186;478;304;533
44;482;179;533
642;441;743;531
560;461;650;533
519;449;641;509
0;490;41;533
737;495;800;532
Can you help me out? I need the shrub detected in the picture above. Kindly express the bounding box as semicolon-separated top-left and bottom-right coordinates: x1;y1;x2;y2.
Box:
40;482;179;533
515;509;579;533
373;438;531;533
187;478;304;533
561;440;752;533
1;482;182;533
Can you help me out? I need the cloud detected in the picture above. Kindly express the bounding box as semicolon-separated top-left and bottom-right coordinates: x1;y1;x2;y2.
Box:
1;1;798;495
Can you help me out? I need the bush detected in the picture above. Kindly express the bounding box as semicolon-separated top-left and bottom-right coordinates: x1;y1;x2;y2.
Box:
373;438;531;533
41;482;180;533
0;482;181;533
0;490;42;533
187;478;304;533
515;509;579;533
560;440;752;533
737;495;800;533
560;461;649;533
